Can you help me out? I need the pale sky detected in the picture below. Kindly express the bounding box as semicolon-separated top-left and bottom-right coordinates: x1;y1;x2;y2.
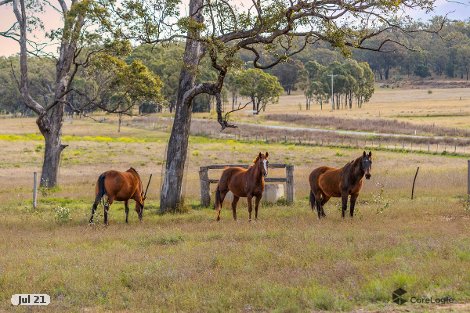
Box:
1;0;469;57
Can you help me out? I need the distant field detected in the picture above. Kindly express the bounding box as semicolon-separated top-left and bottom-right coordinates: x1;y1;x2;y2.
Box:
0;116;469;312
224;87;470;130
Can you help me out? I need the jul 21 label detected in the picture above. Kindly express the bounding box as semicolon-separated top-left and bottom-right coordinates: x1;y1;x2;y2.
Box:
11;294;50;306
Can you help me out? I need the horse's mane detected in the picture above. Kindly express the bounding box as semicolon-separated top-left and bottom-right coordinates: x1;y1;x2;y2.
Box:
249;156;264;170
127;167;140;177
343;156;361;173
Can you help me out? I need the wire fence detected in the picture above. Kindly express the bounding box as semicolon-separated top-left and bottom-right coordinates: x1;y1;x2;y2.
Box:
193;130;470;156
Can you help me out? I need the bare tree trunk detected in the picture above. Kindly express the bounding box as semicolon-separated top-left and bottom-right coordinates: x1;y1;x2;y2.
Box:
232;93;237;110
159;0;204;213
349;91;352;109
37;104;67;187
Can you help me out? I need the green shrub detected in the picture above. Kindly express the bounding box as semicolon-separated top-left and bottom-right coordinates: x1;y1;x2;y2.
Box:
54;206;72;224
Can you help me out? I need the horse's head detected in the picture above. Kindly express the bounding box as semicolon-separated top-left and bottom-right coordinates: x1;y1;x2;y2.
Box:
361;151;372;179
136;173;152;222
136;194;145;222
254;152;269;177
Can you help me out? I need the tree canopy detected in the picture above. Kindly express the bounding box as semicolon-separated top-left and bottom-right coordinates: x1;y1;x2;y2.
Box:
236;68;284;114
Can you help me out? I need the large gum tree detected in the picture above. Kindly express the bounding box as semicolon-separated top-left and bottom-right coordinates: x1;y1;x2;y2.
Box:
0;0;161;187
0;0;102;187
0;0;93;187
104;0;441;212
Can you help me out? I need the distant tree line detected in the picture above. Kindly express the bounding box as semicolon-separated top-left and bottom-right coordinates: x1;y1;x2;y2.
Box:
0;53;162;117
302;18;470;81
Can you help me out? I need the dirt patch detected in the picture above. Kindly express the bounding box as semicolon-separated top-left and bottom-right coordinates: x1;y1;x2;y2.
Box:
380;79;470;90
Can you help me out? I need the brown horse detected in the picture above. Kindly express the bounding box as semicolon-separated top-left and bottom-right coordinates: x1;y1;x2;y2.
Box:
309;151;372;219
215;152;269;221
89;168;148;225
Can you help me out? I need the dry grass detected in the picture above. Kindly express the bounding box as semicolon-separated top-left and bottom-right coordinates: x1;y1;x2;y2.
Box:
1;200;469;313
0;114;469;312
264;114;470;138
217;87;470;131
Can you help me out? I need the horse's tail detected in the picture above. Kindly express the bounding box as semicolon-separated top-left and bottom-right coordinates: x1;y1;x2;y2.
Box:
309;190;316;211
214;186;221;210
95;173;107;203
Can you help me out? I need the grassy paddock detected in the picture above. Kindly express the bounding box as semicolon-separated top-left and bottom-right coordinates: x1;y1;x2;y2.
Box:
0;117;469;312
1;200;469;312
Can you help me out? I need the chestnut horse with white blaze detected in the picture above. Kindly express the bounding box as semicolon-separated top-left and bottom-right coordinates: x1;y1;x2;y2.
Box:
89;168;151;225
215;152;269;221
309;151;372;219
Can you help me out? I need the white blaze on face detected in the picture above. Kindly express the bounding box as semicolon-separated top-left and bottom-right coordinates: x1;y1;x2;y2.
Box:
263;159;268;175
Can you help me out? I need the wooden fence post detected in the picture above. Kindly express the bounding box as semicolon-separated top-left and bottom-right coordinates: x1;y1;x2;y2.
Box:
411;167;420;200
33;172;38;209
286;165;294;205
199;167;211;207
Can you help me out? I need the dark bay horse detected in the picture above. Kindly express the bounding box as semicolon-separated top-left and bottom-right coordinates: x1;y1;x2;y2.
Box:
215;152;269;221
89;168;150;225
309;151;372;219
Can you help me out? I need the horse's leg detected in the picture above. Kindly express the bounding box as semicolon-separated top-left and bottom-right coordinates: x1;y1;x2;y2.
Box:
124;200;129;224
315;197;323;219
254;195;261;220
313;191;323;219
89;197;100;224
104;198;113;226
247;195;253;221
341;193;348;218
231;196;239;220
350;193;359;217
320;195;330;217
